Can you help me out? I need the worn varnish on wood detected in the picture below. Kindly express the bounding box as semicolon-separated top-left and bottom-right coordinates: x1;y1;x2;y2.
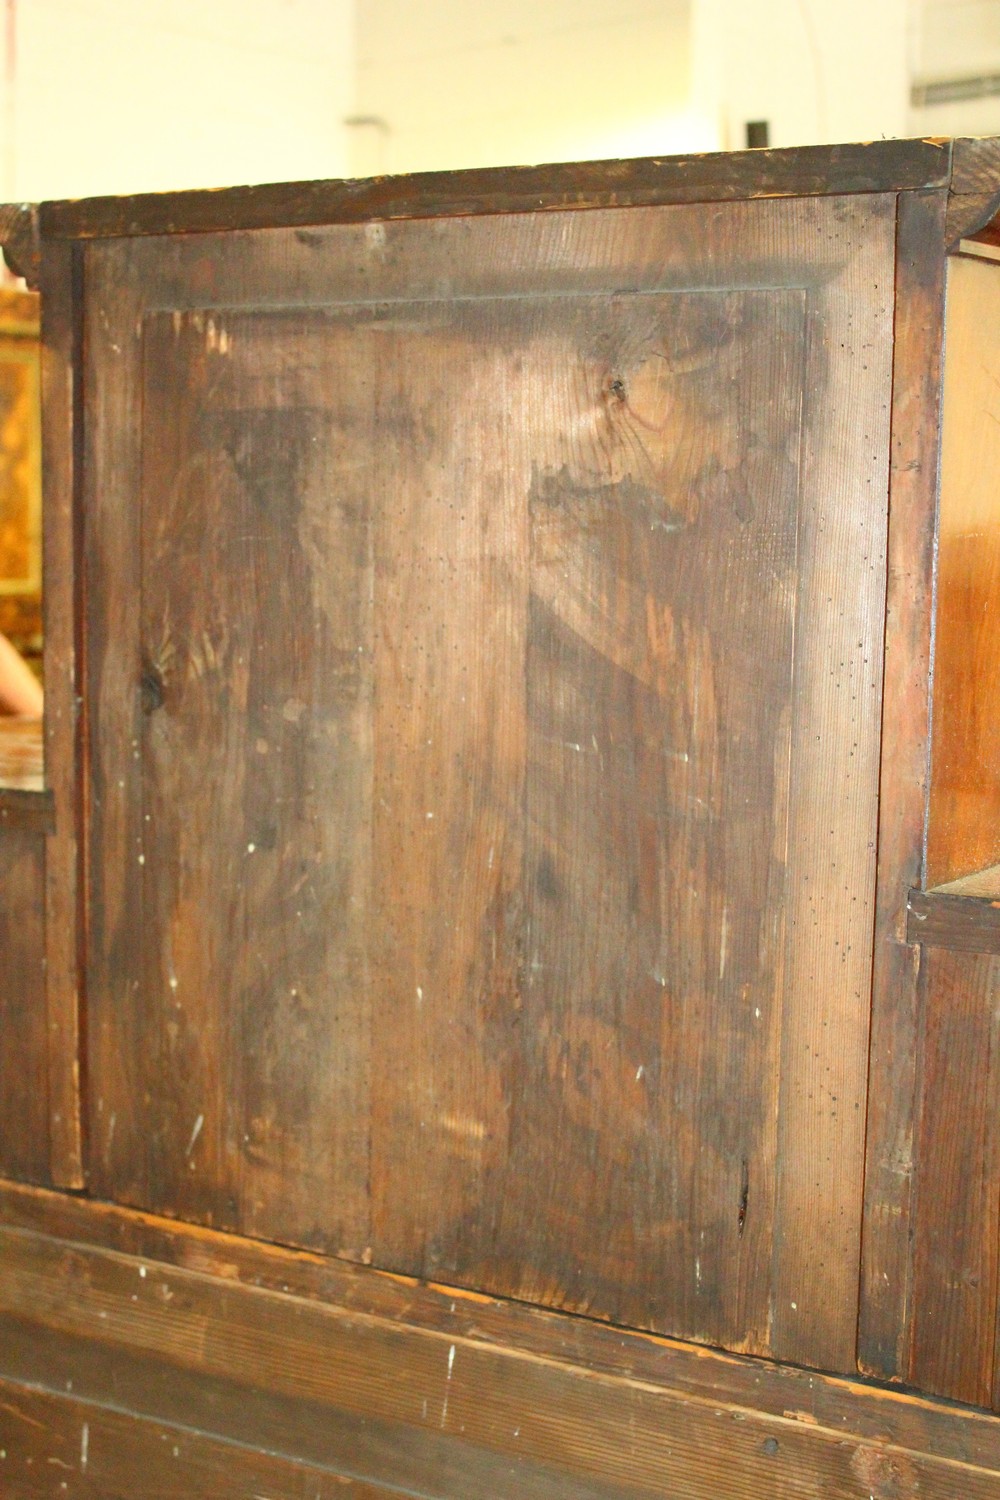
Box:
81;193;893;1375
11;137;1000;1495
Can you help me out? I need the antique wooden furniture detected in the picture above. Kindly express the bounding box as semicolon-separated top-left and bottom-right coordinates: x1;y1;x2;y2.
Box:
5;137;1000;1496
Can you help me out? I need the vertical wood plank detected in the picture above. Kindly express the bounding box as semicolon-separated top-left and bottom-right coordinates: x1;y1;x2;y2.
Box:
770;196;896;1369
502;290;806;1349
131;308;373;1252
369;302;529;1277
83;240;146;1204
0;830;49;1183
859;189;948;1380
39;237;84;1187
909;947;1000;1407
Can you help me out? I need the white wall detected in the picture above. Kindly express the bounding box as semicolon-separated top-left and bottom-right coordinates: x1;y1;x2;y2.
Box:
692;0;911;151
909;0;1000;138
352;0;913;180
1;0;355;202
350;0;701;178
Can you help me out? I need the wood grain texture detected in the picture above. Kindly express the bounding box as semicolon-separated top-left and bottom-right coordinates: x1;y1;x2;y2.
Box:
369;286;806;1356
82;193;895;1374
908;948;1000;1407
40;138;949;241
766;192;895;1371
11;1180;1000;1474
134;308;373;1250
6;1220;1000;1499
933;861;1000;898
927;254;1000;888
907;890;1000;954
0;1378;402;1500
858;190;949;1381
39;238;84;1187
0;832;49;1183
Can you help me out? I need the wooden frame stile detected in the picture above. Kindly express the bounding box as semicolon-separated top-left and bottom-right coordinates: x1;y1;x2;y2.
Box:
0;207;84;1189
858;187;948;1382
39;233;86;1188
862;142;1000;1410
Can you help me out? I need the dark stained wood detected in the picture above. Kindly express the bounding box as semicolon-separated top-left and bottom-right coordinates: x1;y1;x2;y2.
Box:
0;201;40;287
10;1178;1000;1473
0;786;53;831
767;194;895;1372
908;948;1000;1407
0;1378;404;1500
858;189;949;1382
6;1220;1000;1498
906;888;1000;954
39;138;950;242
0;832;49;1183
370;285;805;1354
126;308;374;1250
39;237;85;1188
83;194;894;1376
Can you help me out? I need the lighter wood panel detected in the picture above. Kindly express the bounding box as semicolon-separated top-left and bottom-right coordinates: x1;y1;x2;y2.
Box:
927;254;1000;887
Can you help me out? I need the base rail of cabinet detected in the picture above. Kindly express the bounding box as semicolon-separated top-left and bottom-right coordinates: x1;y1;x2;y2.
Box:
5;1182;1000;1497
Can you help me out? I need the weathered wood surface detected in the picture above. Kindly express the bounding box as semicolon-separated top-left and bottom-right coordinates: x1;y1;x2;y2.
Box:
907;889;1000;954
859;189;948;1382
6;1209;1000;1498
11;1177;1000;1467
39;237;85;1188
83;193;894;1375
40;137;949;241
0;1379;401;1500
0;835;49;1184
908;948;1000;1408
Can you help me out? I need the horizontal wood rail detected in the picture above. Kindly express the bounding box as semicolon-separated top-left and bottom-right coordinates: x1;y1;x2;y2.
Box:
907;887;1000;953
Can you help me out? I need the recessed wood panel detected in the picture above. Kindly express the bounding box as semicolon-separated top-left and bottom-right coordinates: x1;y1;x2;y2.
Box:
85;195;894;1370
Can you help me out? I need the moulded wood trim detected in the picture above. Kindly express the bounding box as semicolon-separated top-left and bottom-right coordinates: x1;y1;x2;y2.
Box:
37;139;953;241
